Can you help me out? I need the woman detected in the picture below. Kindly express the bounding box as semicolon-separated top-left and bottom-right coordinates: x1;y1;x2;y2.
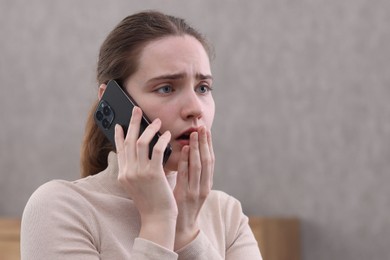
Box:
21;11;262;259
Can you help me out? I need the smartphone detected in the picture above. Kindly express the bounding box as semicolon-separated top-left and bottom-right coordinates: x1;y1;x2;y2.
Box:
94;80;172;165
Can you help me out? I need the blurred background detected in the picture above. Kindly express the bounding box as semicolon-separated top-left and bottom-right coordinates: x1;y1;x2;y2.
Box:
1;0;389;259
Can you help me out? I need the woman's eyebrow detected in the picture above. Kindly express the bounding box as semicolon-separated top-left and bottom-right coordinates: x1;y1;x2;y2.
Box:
147;72;213;83
197;73;213;81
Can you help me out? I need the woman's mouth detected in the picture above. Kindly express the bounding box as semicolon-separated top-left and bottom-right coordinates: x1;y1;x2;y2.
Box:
175;128;198;145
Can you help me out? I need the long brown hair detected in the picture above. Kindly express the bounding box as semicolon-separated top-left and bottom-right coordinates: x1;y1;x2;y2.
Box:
80;11;213;177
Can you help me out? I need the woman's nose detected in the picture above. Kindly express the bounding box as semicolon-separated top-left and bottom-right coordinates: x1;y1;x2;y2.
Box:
180;91;203;120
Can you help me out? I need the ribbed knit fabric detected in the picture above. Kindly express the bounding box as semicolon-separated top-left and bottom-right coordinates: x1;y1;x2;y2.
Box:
21;152;262;259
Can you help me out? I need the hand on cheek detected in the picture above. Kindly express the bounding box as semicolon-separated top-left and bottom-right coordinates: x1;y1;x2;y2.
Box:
173;126;215;250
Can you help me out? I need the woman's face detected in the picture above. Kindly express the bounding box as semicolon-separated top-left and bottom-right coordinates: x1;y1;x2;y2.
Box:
124;35;215;171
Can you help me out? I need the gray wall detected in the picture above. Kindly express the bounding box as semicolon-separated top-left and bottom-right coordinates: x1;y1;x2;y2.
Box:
1;0;389;259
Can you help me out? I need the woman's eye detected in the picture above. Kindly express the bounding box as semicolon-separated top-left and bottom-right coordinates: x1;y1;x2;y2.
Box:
156;85;173;94
196;84;212;94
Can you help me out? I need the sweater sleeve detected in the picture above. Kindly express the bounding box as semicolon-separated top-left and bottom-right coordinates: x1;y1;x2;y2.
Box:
132;238;178;259
175;231;223;259
224;195;263;260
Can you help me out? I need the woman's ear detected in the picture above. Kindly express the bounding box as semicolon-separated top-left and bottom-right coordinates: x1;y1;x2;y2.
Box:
98;84;107;100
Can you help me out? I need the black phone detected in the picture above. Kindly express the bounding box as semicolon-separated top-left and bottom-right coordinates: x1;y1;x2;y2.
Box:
94;80;172;165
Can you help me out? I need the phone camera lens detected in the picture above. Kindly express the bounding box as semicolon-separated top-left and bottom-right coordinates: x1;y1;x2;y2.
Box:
103;106;111;116
102;119;110;129
96;101;114;130
96;111;103;121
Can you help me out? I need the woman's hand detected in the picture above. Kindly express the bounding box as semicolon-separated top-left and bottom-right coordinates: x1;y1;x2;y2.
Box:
115;106;178;250
114;107;214;250
173;126;215;250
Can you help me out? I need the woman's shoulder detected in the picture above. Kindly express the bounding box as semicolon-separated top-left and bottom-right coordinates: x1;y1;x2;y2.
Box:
208;189;240;203
199;190;251;249
205;190;244;215
25;172;111;207
23;180;88;214
21;179;102;257
30;178;87;197
33;179;79;192
22;179;102;236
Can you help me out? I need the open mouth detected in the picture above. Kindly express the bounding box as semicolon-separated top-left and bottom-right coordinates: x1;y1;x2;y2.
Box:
177;133;191;140
176;128;198;141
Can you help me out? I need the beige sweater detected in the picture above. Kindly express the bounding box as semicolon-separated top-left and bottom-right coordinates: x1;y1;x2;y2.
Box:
21;153;262;259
